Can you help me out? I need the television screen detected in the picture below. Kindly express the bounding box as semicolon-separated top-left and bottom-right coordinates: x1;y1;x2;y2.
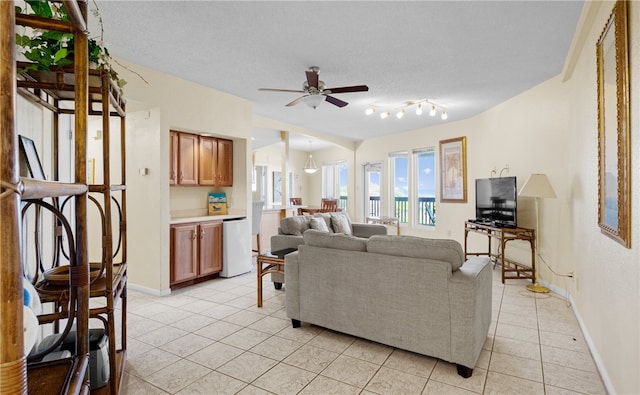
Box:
475;176;517;227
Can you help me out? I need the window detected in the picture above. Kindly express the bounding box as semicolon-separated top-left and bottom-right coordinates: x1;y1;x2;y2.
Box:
413;147;436;226
322;161;348;209
389;152;408;223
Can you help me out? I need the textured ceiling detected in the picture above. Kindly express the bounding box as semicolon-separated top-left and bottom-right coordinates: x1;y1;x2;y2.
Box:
92;1;583;149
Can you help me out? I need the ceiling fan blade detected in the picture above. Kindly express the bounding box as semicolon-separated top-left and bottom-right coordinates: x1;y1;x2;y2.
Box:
258;88;306;93
324;95;348;108
324;85;369;94
285;95;307;107
306;70;319;89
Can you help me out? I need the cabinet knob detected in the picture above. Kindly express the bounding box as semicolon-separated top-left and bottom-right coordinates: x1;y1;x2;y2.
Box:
200;230;205;239
180;171;184;182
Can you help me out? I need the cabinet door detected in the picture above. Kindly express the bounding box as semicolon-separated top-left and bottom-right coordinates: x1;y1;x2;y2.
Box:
198;221;223;275
171;223;198;284
216;138;233;186
178;133;198;185
198;136;216;185
169;131;178;185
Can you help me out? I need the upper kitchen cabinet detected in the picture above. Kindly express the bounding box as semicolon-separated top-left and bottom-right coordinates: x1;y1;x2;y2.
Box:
216;138;233;186
177;132;199;185
171;131;233;186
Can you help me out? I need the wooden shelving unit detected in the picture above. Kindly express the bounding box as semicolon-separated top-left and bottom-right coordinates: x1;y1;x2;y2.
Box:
464;221;536;284
1;1;127;393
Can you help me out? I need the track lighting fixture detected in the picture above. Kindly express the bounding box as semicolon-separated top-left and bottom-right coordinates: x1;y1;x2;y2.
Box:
365;99;448;121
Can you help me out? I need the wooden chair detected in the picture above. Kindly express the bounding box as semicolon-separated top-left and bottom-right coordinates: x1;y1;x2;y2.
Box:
252;201;264;254
290;197;302;205
321;198;339;212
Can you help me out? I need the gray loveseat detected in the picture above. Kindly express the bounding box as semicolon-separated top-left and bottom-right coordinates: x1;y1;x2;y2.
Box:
284;230;492;378
269;213;387;287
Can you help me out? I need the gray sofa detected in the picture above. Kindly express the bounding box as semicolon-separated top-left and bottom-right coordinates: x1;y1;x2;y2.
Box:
269;213;387;287
284;230;492;378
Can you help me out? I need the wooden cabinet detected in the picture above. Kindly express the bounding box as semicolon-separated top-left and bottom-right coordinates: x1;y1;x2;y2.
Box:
199;136;216;185
170;130;178;185
199;221;223;275
216;138;233;186
177;132;199;185
171;220;223;286
170;131;233;186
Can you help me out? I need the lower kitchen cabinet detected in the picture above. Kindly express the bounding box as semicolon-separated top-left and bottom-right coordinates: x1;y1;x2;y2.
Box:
170;220;223;286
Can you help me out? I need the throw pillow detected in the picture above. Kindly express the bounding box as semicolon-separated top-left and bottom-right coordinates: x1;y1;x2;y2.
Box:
330;213;352;235
309;217;329;232
312;213;333;232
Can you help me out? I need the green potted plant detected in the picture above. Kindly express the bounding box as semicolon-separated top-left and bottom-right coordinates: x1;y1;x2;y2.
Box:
15;0;126;93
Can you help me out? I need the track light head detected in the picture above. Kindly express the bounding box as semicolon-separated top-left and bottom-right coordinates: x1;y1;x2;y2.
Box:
429;105;436;117
441;111;448;120
416;103;423;115
380;111;390;119
365;108;375;115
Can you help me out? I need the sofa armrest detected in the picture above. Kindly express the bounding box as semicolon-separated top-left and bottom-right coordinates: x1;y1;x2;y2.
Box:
447;256;492;368
271;234;305;252
352;223;388;238
284;251;301;320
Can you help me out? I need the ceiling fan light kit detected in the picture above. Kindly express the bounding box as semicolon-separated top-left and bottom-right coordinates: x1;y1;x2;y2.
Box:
259;66;368;109
366;99;448;121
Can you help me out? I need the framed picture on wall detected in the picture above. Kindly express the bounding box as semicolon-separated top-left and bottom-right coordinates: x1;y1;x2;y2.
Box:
439;136;467;203
18;135;46;180
596;0;630;247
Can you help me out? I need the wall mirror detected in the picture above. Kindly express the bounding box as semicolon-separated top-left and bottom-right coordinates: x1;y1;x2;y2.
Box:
596;0;630;247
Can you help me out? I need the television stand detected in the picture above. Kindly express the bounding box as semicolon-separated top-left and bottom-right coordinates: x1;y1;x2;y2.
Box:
464;221;536;284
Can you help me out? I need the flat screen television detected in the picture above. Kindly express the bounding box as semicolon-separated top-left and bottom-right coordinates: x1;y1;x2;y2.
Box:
475;176;517;227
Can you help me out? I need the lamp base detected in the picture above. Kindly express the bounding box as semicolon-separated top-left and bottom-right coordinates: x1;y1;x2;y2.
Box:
526;283;550;293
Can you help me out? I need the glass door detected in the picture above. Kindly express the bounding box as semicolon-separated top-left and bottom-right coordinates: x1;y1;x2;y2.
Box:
363;161;382;218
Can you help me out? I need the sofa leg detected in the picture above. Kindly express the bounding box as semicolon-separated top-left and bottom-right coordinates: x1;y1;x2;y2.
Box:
274;282;283;290
292;319;301;328
456;364;473;378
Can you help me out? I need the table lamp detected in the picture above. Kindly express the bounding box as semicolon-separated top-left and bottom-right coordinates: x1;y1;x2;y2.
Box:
518;173;556;293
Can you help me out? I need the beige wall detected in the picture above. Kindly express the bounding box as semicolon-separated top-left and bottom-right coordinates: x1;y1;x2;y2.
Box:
116;60;253;293
346;3;638;393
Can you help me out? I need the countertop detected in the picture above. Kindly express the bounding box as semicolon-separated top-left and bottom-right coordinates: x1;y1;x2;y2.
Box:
262;205;305;212
170;214;246;225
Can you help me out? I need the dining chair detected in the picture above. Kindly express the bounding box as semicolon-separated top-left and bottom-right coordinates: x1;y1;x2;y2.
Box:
320;198;339;212
290;197;302;205
252;201;264;254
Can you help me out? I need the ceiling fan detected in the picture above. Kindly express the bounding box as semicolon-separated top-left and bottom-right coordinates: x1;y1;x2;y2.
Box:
258;66;369;109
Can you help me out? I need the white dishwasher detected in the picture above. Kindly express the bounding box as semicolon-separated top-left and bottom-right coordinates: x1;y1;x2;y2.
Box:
221;217;252;277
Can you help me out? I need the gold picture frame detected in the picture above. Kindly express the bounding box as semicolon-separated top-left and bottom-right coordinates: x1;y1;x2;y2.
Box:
596;0;630;247
439;136;467;203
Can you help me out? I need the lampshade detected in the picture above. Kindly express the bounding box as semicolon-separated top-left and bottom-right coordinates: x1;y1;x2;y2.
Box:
518;173;556;198
303;94;325;109
304;154;318;173
303;140;318;173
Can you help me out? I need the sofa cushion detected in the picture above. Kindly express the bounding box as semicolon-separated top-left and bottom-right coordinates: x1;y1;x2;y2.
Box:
330;213;352;235
367;235;465;272
280;216;311;236
303;229;367;251
309;217;330;232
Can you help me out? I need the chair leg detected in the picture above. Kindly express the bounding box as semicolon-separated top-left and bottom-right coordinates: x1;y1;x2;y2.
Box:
456;364;473;378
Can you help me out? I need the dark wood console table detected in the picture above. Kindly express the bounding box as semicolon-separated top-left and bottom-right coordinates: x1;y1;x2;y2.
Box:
464;221;536;284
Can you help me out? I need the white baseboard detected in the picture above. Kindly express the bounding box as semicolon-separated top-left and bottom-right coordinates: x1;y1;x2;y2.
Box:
127;282;171;297
540;280;614;394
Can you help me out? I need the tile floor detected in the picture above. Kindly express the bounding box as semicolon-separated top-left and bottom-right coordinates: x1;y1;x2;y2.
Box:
117;263;607;394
